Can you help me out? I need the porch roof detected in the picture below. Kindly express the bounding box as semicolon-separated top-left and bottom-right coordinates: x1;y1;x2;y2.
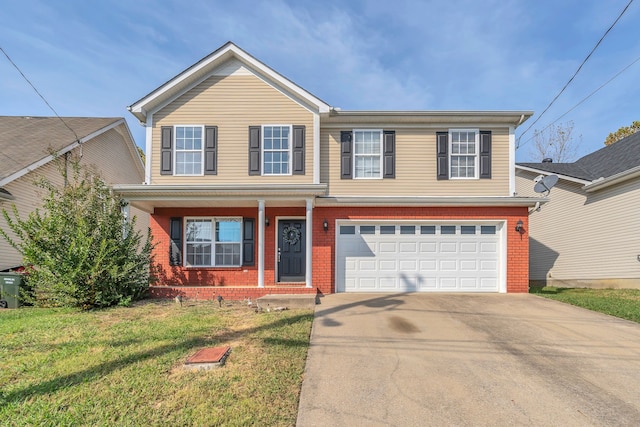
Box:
112;184;328;213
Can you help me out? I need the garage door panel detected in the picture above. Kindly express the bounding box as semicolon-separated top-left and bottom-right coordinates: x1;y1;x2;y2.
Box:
420;242;437;253
336;222;500;293
460;242;478;253
440;242;457;252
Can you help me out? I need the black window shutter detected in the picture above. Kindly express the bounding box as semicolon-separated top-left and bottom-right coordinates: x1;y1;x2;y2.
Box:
340;131;353;179
204;126;217;175
383;130;395;179
248;126;261;175
479;130;492;179
161;126;173;175
242;218;255;266
169;217;182;266
436;132;449;180
292;125;305;175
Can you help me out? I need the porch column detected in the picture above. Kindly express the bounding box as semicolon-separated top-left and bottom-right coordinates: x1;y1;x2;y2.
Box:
258;200;265;288
305;198;313;288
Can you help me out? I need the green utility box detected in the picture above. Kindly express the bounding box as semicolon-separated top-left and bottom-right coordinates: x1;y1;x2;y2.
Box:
0;272;23;309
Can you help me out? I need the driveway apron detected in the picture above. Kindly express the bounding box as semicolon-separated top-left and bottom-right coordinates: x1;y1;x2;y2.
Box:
296;293;640;426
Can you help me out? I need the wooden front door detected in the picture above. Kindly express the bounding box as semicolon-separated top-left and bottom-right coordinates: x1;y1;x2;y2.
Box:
277;219;305;282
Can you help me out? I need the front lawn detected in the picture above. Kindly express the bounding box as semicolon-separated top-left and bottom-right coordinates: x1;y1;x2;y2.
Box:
0;301;314;426
530;287;640;323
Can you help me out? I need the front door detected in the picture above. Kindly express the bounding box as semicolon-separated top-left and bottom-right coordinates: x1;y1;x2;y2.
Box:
278;219;306;282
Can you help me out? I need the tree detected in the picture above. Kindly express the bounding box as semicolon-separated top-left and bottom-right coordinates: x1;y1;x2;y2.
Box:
604;121;640;146
530;121;581;163
0;157;154;309
137;146;146;163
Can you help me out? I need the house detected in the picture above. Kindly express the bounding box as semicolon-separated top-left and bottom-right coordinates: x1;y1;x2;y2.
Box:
0;116;147;271
516;131;640;289
114;42;544;300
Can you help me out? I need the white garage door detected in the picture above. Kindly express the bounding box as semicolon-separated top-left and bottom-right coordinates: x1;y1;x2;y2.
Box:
336;222;503;292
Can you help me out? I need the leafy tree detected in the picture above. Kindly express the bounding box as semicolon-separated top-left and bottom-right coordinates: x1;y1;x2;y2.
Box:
137;146;146;163
0;157;154;309
530;121;581;163
604;121;640;146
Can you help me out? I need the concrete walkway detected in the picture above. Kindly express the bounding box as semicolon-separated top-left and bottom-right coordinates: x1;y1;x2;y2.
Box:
296;293;640;426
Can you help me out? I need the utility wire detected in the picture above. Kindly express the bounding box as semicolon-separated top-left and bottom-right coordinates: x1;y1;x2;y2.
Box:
0;46;80;143
517;52;640;150
517;0;635;147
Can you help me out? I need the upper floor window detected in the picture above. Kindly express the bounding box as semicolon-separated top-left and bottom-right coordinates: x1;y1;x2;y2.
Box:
354;130;382;179
160;125;217;176
340;130;395;180
437;129;491;180
175;126;204;175
450;130;478;179
263;125;291;175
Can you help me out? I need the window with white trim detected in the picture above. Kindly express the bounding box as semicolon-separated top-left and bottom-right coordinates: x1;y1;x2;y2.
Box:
263;125;291;175
450;129;478;179
185;218;242;267
175;125;204;175
353;130;382;178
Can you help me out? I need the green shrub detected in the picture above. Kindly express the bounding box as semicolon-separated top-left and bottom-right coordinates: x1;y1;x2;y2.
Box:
0;159;154;309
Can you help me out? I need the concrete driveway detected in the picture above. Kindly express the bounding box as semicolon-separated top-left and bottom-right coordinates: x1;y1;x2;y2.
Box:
296;293;640;426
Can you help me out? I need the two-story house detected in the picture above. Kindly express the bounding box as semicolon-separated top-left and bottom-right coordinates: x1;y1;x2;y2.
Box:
114;42;544;300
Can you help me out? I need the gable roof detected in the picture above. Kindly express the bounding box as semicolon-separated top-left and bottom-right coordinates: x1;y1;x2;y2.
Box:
0;116;142;186
128;41;332;123
517;130;640;183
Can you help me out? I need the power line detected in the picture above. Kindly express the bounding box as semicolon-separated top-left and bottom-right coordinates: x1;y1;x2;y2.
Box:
517;52;640;150
517;0;635;146
0;46;80;143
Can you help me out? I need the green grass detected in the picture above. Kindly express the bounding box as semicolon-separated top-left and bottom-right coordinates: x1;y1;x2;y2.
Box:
530;287;640;323
0;300;314;426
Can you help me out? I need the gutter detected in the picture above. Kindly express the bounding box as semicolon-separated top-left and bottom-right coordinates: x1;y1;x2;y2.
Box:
583;165;640;192
315;196;547;208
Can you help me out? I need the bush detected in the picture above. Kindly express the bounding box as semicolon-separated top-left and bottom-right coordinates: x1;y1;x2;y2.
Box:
0;159;154;309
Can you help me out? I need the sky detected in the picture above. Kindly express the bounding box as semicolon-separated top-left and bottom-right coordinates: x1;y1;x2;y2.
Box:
1;0;639;162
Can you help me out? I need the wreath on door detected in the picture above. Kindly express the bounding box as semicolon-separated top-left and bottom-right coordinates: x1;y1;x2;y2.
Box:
282;226;301;245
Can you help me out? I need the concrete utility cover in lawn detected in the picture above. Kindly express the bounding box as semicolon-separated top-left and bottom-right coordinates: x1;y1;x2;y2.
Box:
297;294;640;426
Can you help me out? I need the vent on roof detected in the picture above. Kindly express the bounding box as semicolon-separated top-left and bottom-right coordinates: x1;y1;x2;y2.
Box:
542;158;553;163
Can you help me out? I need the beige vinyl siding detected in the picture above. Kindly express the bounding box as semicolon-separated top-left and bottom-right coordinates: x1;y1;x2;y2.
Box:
516;170;640;286
152;74;314;184
321;127;511;196
0;129;148;270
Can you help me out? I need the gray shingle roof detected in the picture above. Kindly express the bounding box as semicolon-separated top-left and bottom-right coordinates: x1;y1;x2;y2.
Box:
0;116;121;181
518;130;640;181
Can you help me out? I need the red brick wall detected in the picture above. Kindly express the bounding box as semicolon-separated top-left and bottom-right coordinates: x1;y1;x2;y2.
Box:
150;205;530;299
311;206;530;294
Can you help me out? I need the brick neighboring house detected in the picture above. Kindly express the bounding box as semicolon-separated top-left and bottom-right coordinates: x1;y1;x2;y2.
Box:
0;116;147;271
114;42;544;300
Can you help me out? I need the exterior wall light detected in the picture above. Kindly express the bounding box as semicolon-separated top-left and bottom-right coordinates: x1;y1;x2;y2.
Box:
323;219;329;232
515;219;524;233
265;217;270;227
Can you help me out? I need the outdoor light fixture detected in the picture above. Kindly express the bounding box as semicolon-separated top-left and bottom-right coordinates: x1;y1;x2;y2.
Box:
265;217;270;227
323;219;329;232
515;219;524;233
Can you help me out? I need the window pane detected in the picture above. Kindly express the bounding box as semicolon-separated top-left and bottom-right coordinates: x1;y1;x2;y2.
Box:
400;225;415;234
340;225;355;235
441;226;456;235
263;126;290;175
461;225;476;235
360;225;375;234
380;225;395;234
216;220;241;242
215;243;241;266
481;225;496;235
186;219;212;242
421;225;435;234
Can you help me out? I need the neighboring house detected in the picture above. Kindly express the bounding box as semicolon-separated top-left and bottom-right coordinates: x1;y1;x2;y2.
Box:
0;116;148;271
516;131;640;289
115;41;544;300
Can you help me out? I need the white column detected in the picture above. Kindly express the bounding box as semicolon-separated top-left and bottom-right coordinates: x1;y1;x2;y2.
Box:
305;198;313;288
258;200;265;288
